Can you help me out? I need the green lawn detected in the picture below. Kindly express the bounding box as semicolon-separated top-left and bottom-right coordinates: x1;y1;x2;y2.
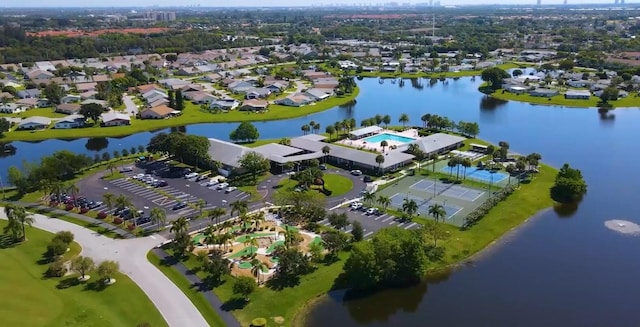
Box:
0;221;167;327
1;88;360;142
322;173;354;197
0;107;66;119
358;62;524;79
488;89;640;108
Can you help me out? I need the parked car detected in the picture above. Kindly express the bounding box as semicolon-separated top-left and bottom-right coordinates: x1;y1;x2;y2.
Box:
319;164;327;170
120;166;133;173
350;169;362;176
216;182;229;190
206;179;219;187
195;175;208;182
350;202;363;210
172;202;187;210
184;172;198;179
225;186;237;193
366;207;379;215
363;175;373;183
155;180;168;187
132;173;145;180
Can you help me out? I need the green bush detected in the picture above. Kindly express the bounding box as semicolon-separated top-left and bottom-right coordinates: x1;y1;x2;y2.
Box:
251;317;267;327
462;185;515;230
47;239;68;257
46;258;67;277
53;231;74;245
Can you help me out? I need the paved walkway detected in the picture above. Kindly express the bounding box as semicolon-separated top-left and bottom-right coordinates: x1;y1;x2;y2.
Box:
0;209;209;327
123;95;139;116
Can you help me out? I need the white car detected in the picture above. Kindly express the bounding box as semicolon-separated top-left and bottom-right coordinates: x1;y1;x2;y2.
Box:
350;202;363;210
120;166;133;173
350;169;363;176
132;173;145;180
216;182;229;190
225;186;237;193
366;207;379;215
206;179;219;187
184;172;198;179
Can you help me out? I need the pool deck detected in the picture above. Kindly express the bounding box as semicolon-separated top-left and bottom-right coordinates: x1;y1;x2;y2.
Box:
337;128;419;153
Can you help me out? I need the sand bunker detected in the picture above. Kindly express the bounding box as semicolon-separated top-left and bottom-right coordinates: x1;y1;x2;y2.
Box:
604;220;640;235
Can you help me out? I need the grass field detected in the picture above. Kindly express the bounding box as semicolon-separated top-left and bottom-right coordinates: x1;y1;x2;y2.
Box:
1;88;359;142
488;88;640;108
0;220;167;327
0;107;66;119
322;173;353;197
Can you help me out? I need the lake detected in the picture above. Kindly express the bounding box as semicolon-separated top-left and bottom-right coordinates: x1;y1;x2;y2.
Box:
2;77;640;326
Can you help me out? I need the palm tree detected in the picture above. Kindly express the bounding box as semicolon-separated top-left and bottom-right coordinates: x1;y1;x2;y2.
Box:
207;207;227;228
250;258;268;284
322;145;331;163
106;161;117;176
230;199;248;218
149;207;167;230
447;159;457;178
377;195;391;211
333;121;342;137
195;199;207;218
170;217;189;238
251;211;265;230
380;140;388;153
102;192;114;214
407;143;419;155
421;113;432;129
462;158;472;180
375;154;385;175
50;180;66;202
402;198;418;221
203;225;217;246
248;236;259;256
428;204;447;223
4;204;33;241
283;225;298;249
363;191;376;206
66;183;80;207
398;113;410;130
115;194;132;211
313;123;320;134
382;114;391;128
430;153;439;172
301;124;310;135
505;164;516;185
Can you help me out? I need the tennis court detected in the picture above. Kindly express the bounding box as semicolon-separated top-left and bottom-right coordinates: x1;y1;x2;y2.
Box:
442;165;509;183
410;180;485;202
389;193;462;220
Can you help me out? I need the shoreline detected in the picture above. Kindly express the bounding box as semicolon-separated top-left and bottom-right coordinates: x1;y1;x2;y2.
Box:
483;89;640;109
0;87;359;142
292;206;552;325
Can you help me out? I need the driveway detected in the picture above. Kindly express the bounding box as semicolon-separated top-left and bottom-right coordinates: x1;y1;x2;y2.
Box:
0;210;209;327
123;95;139;116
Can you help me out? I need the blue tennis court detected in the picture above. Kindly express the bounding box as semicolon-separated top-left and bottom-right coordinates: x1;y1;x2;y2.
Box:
441;165;508;183
389;193;462;220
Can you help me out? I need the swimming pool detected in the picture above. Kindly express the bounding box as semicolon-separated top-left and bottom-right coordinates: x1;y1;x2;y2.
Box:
363;133;416;144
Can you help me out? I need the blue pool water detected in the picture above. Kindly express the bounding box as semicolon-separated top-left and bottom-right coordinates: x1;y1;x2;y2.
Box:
363;133;416;144
442;165;509;183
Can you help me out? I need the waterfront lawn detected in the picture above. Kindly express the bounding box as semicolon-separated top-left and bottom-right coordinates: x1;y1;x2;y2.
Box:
488;89;640;108
0;107;66;119
358;62;522;79
0;221;167;327
0;88;359;142
321;173;353;197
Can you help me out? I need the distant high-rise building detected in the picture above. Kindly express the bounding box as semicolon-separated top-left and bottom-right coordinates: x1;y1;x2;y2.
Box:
564;0;567;4
143;11;176;22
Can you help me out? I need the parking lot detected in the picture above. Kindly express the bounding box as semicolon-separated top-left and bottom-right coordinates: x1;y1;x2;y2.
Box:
320;207;420;240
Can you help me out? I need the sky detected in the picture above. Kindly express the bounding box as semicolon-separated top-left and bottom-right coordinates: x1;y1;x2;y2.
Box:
1;0;634;8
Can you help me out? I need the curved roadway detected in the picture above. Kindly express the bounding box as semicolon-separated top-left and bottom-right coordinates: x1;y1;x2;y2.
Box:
0;210;208;327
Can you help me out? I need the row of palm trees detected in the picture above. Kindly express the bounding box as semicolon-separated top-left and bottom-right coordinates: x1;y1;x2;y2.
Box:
101;192;167;229
446;157;474;180
361;191;446;222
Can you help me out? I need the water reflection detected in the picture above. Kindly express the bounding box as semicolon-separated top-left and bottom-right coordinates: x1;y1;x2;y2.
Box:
85;137;109;152
0;143;16;158
598;108;615;122
170;126;187;133
409;78;423;90
553;201;581;218
479;96;508;110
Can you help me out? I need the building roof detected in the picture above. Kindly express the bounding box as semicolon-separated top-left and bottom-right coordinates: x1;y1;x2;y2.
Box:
19;116;51;126
253;143;304;158
143;105;176;116
101;112;130;123
56;103;81;112
349;126;383;137
565;90;591;96
207;138;254;168
56;114;85;123
407;133;466;154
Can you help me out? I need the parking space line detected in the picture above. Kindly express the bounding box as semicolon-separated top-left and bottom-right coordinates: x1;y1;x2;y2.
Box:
374;214;386;221
381;216;394;222
235;192;245;198
405;222;418;229
175;194;189;199
363;231;374;238
388;220;396;225
240;194;250;200
397;222;406;227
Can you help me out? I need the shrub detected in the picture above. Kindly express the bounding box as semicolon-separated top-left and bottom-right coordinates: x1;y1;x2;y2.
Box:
53;231;74;245
47;239;68;257
127;223;135;231
49;201;59;207
46;258;67;277
251;318;267;327
97;211;107;219
65;204;74;211
79;207;89;214
462;185;515;230
113;217;123;225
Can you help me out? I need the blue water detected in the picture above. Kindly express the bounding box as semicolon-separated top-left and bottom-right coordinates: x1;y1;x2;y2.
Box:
363;133;416;144
442;165;509;183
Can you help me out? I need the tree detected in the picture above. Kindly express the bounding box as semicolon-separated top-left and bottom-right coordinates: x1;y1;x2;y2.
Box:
7;166;29;196
79;103;104;123
170;217;190;257
380;140;388;153
250;258;268;284
322;230;349;258
175;90;184;110
149;207;167;230
229;122;260;142
53;231;74;244
325;125;336;140
301;124;310;135
43;82;65;105
481;67;510;90
421;220;449;247
102;192;114;214
47;239;68;257
203;249;231;286
327;212;349;230
97;260;120;284
71;256;95;280
362;191;376;206
168;89;175;108
238;151;270;182
428;203;447;223
558;59;574;71
377;195;391;211
4;204;33;241
398;113;410;129
375;154;385;174
275;247;311;281
402;198;418;221
230;199;249;217
208;207;227;227
233;276;256;301
351;220;364;242
0;118;10;137
382;115;391;128
322;145;331;163
600;87;620;103
550;163;588;203
512;69;523;77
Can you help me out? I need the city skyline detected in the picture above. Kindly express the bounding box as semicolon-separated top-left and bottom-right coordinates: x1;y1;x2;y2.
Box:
1;0;636;8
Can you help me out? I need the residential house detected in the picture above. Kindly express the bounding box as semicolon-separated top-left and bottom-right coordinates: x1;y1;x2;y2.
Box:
265;82;287;93
179;84;204;93
101;112;131;126
529;88;559;97
176;67;199;76
303;88;332;101
80;90;98;100
202;73;222;82
140;105;177;119
55;103;81;115
228;80;255;94
302;70;327;80
186;92;217;104
158;78;189;89
26;69;54;81
312;77;339;89
60;94;81;104
80;99;108;108
245;88;271;99
567;80;592;88
240;99;269;111
17;116;51;130
0;92;14;101
564;90;591;100
275;94;312;107
506;85;528;94
76;83;98;93
16;98;49;108
149;98;170;108
54;114;86;129
0;103;26;114
209;99;240;111
16;89;41;99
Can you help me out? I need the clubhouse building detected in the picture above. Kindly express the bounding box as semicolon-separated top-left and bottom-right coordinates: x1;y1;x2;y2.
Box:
207;131;465;176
